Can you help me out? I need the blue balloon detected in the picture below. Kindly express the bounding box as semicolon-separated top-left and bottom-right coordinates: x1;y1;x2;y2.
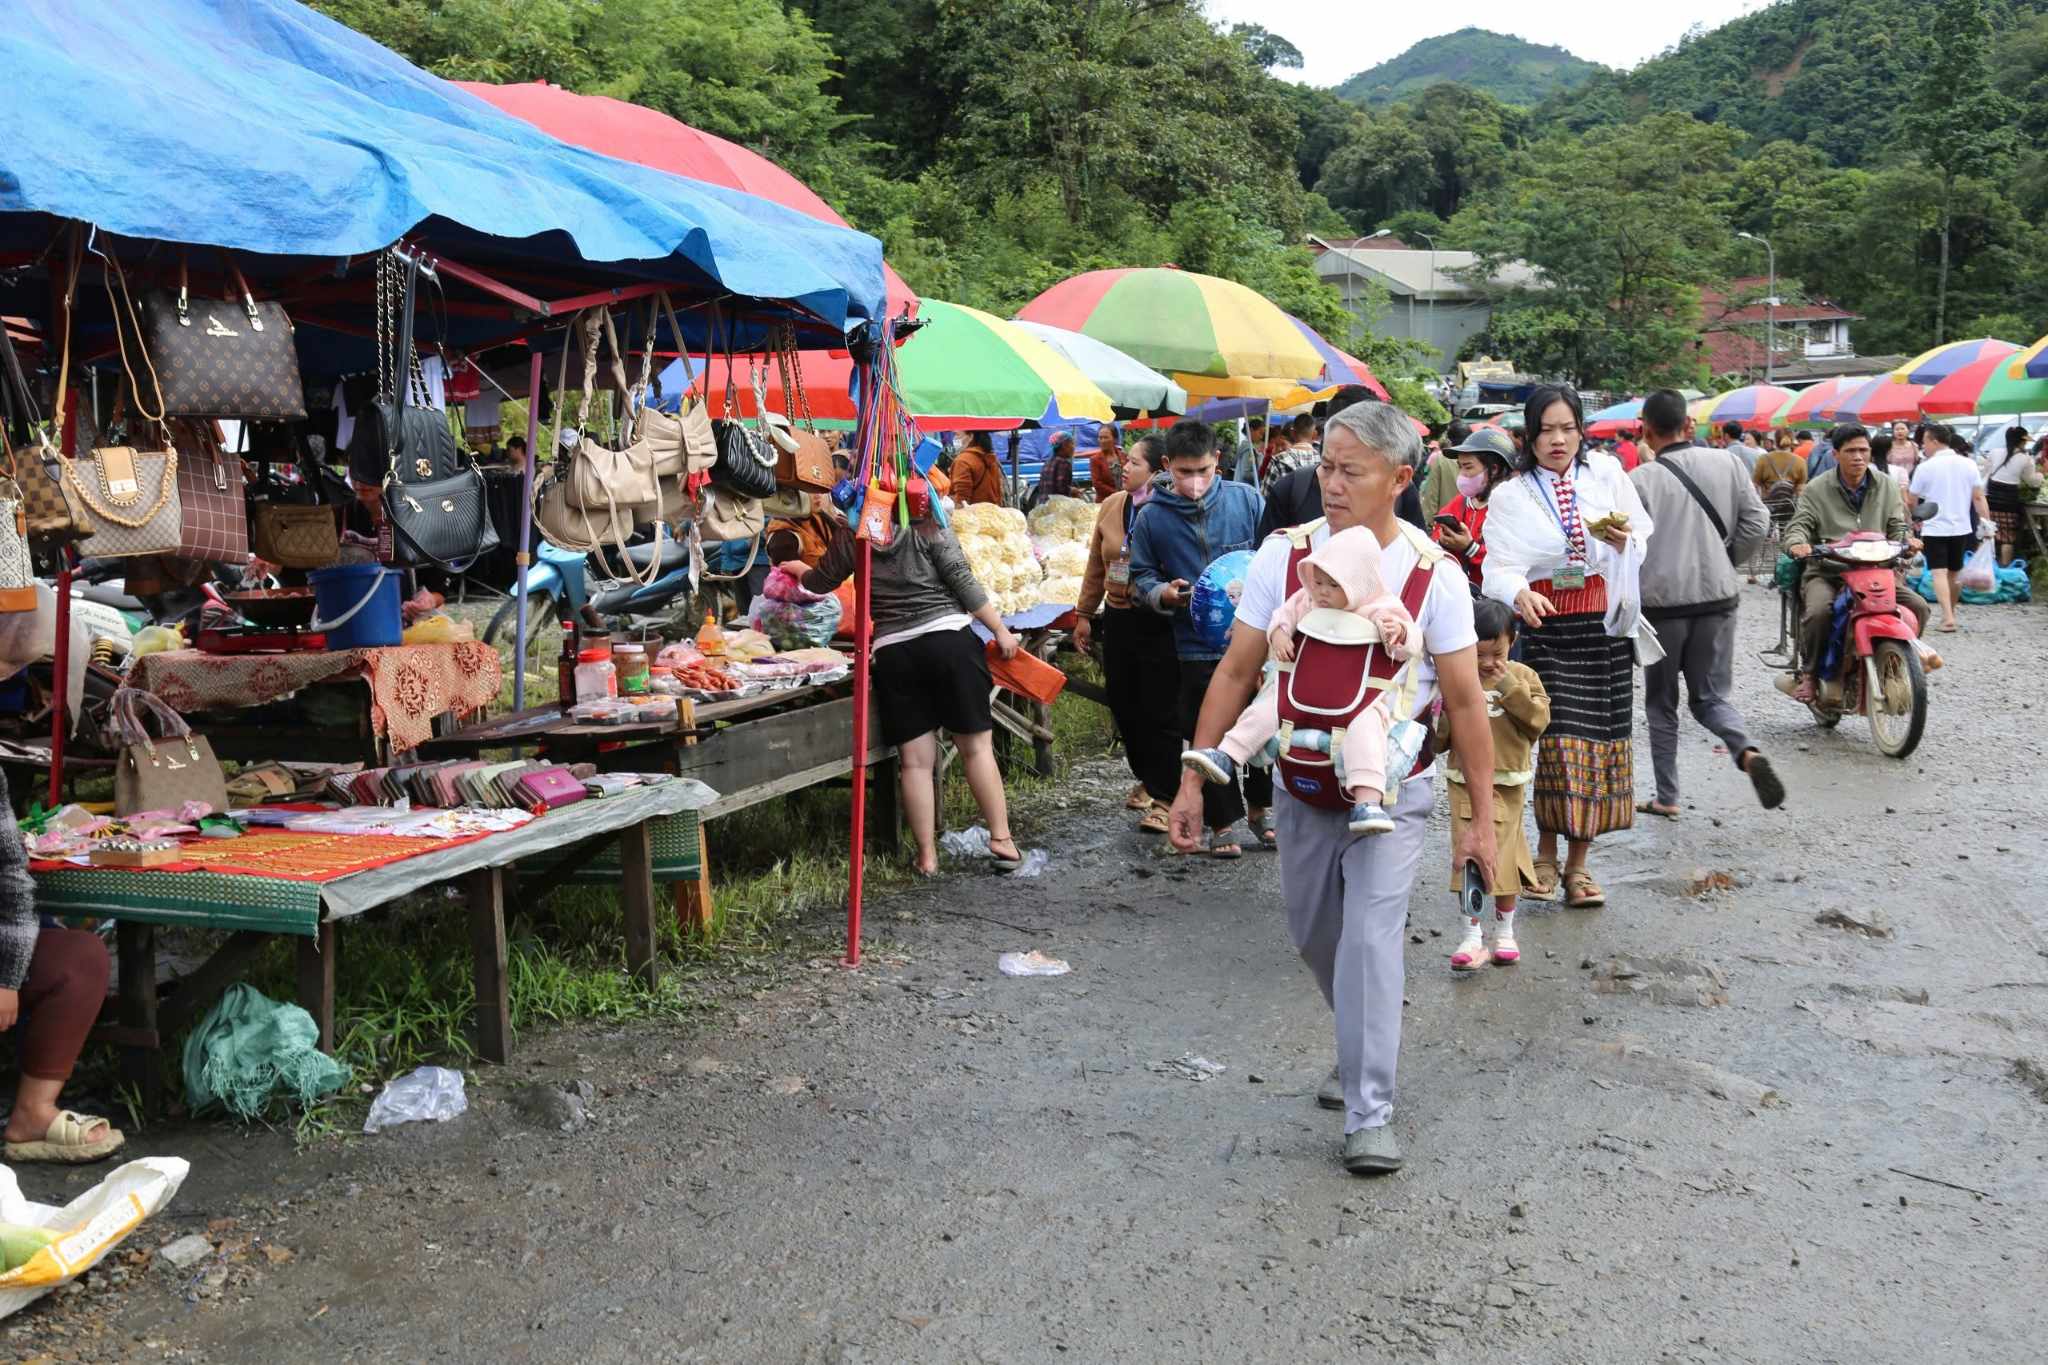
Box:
1189;550;1256;654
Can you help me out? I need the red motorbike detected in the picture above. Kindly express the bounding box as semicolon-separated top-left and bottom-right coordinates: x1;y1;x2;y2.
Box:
1765;525;1930;759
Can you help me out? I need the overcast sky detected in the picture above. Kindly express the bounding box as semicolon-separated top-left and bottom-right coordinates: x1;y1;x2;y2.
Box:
1206;1;1775;89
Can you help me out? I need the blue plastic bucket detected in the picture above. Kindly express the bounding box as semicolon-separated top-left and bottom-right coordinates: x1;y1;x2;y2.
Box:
308;563;402;649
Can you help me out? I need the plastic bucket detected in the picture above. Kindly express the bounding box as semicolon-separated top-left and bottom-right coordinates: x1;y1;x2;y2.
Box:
308;563;402;649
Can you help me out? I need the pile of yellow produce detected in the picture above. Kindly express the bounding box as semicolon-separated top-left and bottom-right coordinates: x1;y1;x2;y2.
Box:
951;503;1046;617
1026;495;1094;607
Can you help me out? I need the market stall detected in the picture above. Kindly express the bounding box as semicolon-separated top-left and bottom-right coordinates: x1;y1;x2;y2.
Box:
32;777;712;1098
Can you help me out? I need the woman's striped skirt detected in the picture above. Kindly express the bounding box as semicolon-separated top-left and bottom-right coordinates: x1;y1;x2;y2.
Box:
1520;609;1634;841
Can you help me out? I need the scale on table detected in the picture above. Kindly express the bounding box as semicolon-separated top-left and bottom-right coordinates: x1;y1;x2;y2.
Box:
196;589;329;654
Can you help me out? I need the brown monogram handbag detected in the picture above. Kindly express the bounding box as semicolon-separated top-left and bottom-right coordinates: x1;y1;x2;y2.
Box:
0;291;90;544
138;254;307;422
108;688;229;817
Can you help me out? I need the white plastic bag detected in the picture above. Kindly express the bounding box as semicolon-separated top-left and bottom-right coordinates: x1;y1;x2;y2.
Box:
0;1156;189;1319
363;1065;468;1133
1958;540;1996;593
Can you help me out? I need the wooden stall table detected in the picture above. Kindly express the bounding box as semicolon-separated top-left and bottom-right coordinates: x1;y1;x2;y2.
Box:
420;677;897;922
127;641;502;766
32;779;714;1104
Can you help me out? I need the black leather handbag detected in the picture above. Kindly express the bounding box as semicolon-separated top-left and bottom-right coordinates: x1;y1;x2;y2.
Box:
140;256;306;422
370;256;495;569
710;418;779;499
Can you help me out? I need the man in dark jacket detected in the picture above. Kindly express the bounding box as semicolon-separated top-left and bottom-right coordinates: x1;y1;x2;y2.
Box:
1629;389;1783;815
1128;418;1267;854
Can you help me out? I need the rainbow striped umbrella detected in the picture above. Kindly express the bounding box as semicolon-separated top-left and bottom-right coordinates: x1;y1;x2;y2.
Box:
899;300;1113;427
1017;268;1325;400
1836;376;1928;426
1768;377;1862;428
1891;337;2020;386
1924;337;2048;414
1700;384;1796;432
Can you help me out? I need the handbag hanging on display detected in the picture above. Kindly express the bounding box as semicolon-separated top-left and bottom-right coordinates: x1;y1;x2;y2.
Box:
532;330;655;571
0;255;92;545
250;467;339;569
0;481;39;614
770;324;835;493
107;688;229;817
137;253;306;421
562;307;665;520
168;419;249;563
370;253;496;570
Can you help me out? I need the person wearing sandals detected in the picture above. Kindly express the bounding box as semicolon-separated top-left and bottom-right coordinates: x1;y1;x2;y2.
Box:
0;770;125;1163
1073;434;1181;834
1480;385;1654;910
1128;418;1267;858
1439;599;1550;970
1170;401;1498;1174
1627;391;1784;820
790;512;1025;874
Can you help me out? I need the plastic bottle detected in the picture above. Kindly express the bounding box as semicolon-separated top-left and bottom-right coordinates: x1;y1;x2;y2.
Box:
573;647;618;702
696;610;726;657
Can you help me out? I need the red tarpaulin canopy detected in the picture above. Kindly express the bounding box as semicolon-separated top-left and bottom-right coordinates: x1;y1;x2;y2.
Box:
458;81;917;322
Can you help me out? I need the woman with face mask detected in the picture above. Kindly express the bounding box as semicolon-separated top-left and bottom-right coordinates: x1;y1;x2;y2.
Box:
1432;427;1518;590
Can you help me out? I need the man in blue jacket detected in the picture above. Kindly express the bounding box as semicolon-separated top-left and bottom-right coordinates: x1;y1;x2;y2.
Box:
1129;418;1268;855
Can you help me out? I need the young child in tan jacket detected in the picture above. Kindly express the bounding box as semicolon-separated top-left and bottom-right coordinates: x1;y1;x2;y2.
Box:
1435;597;1551;968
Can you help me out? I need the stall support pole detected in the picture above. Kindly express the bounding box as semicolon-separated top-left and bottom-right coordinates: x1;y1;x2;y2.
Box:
511;350;543;711
844;352;878;968
47;341;79;809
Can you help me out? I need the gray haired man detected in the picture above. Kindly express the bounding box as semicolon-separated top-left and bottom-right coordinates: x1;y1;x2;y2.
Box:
1171;401;1497;1174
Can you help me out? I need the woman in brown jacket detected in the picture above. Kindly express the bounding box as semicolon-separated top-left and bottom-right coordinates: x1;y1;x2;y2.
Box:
1074;434;1181;831
948;432;1005;507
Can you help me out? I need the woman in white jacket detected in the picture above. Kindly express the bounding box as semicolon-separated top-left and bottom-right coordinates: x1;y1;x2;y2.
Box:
1480;386;1653;908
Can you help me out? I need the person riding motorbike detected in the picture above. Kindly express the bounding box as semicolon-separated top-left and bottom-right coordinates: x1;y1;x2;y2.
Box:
1781;423;1930;703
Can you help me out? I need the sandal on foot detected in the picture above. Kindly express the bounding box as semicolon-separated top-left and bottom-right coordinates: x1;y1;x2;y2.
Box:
1246;811;1278;850
4;1111;125;1164
1490;934;1521;966
1635;800;1680;820
986;837;1025;872
1125;782;1151;811
1526;859;1562;903
1563;869;1605;909
1450;930;1487;972
1208;838;1244;860
1137;801;1171;834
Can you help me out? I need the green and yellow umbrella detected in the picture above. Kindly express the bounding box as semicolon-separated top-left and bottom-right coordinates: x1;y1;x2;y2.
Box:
1016;267;1326;400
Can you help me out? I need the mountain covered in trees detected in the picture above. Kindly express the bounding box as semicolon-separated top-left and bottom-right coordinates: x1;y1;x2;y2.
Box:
309;0;2048;400
1335;28;1604;109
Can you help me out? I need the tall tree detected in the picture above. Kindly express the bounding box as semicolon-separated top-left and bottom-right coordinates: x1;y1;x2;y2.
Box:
1903;0;2018;342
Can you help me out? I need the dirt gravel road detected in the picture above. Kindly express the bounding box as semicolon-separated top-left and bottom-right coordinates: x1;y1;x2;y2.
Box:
13;587;2047;1362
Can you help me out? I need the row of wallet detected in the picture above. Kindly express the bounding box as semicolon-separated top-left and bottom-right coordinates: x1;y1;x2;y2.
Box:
320;760;672;814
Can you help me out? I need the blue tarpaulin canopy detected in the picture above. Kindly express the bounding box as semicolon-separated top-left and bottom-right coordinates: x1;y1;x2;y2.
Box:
0;0;887;345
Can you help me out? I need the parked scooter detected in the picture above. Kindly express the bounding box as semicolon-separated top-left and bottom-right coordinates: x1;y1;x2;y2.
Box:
482;535;698;679
1763;504;1936;759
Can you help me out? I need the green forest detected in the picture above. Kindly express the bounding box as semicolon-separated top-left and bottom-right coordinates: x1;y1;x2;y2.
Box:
1334;28;1605;108
315;0;2048;404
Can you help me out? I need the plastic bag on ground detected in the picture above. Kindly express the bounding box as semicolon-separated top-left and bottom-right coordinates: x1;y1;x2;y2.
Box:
363;1065;468;1133
183;984;349;1120
0;1157;188;1319
998;950;1070;977
937;824;1049;875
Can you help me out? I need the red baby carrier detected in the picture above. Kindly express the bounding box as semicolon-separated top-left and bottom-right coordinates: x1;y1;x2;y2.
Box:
1272;524;1438;811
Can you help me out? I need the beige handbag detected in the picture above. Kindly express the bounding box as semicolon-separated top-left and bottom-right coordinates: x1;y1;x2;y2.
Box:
66;444;182;559
564;309;663;517
109;688;229;817
251;502;339;569
0;485;37;614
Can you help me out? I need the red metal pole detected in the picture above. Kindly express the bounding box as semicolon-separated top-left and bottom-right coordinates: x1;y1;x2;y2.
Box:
844;351;876;968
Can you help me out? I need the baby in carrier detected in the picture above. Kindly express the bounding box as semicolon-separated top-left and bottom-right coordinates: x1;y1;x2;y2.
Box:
1183;526;1418;834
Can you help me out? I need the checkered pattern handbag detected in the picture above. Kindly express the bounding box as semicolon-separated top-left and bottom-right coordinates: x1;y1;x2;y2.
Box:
170;421;249;563
0;488;37;613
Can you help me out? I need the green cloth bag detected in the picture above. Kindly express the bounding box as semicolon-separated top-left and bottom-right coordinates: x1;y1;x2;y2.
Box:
182;984;348;1120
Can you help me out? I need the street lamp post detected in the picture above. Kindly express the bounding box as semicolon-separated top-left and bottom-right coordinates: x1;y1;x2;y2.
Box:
1737;231;1777;384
